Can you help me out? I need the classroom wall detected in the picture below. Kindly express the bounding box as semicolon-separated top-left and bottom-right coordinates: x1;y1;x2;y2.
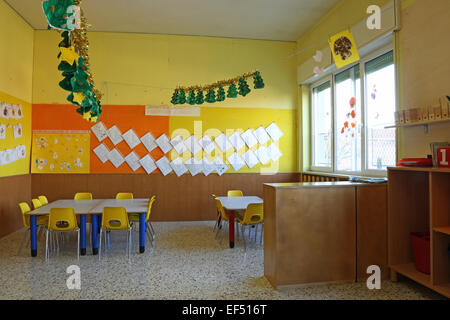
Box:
0;0;34;238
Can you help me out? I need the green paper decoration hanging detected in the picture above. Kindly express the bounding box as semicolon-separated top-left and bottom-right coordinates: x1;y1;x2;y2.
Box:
177;90;186;105
171;89;179;105
58;31;71;48
227;84;238;98
42;0;75;31
195;90;204;105
59;75;73;91
205;89;216;103
187;90;196;105
216;87;226;102
238;78;251;97
253;71;265;89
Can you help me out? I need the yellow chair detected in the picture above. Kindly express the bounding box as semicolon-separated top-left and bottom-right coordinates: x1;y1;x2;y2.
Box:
38;195;49;205
212;194;220;232
236;203;264;249
99;207;132;260
18;202;48;254
32;198;42;210
214;198;229;241
116;193;134;200
129;196;156;245
46;208;80;261
227;190;243;197
74;192;93;200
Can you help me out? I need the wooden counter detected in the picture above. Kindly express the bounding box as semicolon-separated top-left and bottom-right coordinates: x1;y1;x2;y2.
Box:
263;181;387;288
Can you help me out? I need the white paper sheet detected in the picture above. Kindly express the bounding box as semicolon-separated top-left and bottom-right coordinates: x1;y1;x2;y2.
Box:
214;133;233;153
16;145;26;159
155;156;173;176
93;143;110;163
184;157;203;176
267;143;283;161
254;126;271;145
266;122;284;142
202;157;215;176
91;121;108;142
0;124;5;139
139;154;157;174
255;146;271;165
170;157;188;177
241;129;258;149
227;152;245;171
170;135;187;155
13;124;22;139
0;103;8;119
229;131;246;151
140;132;158;153
199;135;216;154
108;148;125;168
107;125;124;146
213;157;229;176
184;136;202;155
243;149;259;169
124;151;141;171
122;129;141;149
155;134;173;154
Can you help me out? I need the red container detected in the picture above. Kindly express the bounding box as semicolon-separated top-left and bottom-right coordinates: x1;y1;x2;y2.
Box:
410;232;430;274
437;147;450;168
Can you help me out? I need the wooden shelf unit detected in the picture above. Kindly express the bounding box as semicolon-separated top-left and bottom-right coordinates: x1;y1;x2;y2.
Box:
388;167;450;298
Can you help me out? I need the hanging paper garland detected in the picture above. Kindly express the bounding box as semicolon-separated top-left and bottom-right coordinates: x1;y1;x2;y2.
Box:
227;84;238;98
43;0;102;122
187;90;196;105
253;71;265;89
205;89;216;103
195;90;204;105
216;87;226;102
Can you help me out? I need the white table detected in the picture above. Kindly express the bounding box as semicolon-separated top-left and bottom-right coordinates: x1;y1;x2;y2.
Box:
216;196;263;248
27;199;149;257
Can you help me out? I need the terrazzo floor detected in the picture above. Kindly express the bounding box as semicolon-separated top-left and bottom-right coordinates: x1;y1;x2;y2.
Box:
0;221;444;300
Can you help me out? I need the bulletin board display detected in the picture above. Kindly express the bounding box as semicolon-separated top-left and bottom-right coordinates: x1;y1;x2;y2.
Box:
31;132;90;174
0;91;32;178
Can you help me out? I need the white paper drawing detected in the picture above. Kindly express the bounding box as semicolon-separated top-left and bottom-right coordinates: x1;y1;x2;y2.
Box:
108;148;125;168
93;143;110;163
107;125;123;146
254;126;271;145
267;143;283;161
213;157;228;176
255;146;271;165
139;154;157;174
227;152;245;171
202;157;215;176
241;129;258;149
16;145;26;159
140;132;158;153
184;136;202;155
243;149;259;169
266;122;284;142
170;157;188;177
13;123;22;139
199;135;216;154
0;124;6;139
184;157;203;176
122;129;141;149
229;131;246;151
170;135;187;155
214;133;233;153
155;134;173;154
124;151;141;172
91;121;108;142
0;103;8;119
156;156;173;176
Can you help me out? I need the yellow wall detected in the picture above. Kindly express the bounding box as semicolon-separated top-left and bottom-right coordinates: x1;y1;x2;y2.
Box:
33;31;298;110
0;0;34;177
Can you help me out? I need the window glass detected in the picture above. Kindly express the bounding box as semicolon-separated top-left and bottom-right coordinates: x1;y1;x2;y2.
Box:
312;81;332;168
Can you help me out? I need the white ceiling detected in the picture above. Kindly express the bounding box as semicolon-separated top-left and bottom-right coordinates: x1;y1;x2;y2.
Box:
5;0;340;41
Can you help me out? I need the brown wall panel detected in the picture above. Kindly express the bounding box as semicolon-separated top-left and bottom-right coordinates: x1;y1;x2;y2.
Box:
32;173;300;221
0;174;32;238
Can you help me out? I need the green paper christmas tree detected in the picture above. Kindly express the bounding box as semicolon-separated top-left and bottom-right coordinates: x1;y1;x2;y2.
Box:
253;71;265;89
59;74;73;91
58;31;71;48
195;90;204;105
187;91;196;105
205;89;216;103
177;89;186;104
227;84;238;98
238;78;251;97
70;58;91;92
42;0;75;31
171;89;179;105
216;87;226;102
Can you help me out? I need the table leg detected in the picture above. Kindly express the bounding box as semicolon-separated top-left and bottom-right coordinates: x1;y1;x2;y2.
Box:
229;210;235;248
91;214;98;255
80;214;86;256
139;213;146;253
30;216;37;257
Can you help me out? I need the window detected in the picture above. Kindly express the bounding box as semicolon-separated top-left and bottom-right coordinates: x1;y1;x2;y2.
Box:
311;49;396;175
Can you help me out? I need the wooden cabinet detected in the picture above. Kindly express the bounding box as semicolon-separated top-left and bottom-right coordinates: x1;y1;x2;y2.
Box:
388;167;450;298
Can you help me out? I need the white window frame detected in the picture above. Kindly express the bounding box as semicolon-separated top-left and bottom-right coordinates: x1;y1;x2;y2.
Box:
310;44;396;177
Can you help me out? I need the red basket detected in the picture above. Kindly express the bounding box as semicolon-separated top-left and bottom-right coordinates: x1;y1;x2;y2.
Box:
410;232;430;274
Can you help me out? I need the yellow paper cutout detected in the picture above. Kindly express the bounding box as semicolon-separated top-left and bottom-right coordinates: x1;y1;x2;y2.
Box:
59;46;79;65
82;112;91;120
31;132;90;174
328;29;360;69
72;92;85;105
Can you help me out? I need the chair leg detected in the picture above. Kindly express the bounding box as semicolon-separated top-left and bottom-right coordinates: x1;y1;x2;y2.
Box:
254;224;258;242
18;228;30;255
220;221;228;245
215;220;222;239
241;224;246;251
99;229;103;260
45;230;49;261
149;221;155;238
146;224;153;247
260;223;264;244
77;230;80;260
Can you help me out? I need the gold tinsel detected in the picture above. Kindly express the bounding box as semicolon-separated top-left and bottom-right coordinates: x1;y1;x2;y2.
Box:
176;71;257;92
